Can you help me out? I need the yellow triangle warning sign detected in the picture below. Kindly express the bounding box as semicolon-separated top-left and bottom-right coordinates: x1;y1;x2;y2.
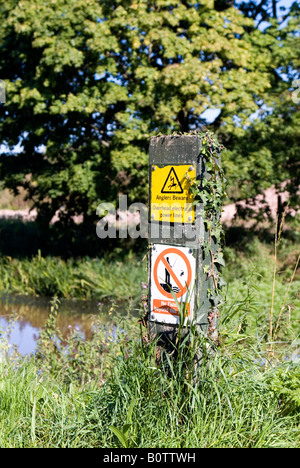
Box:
150;164;196;223
161;167;183;194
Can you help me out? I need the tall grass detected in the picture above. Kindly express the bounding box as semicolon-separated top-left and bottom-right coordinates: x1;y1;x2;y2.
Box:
0;291;299;448
0;236;298;312
0;234;299;448
223;237;300;347
0;251;147;300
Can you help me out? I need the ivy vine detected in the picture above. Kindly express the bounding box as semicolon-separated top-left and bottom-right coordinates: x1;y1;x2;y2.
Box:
185;131;227;305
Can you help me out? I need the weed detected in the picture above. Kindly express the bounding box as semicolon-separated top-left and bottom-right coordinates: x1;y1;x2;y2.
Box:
0;253;147;300
0;236;299;447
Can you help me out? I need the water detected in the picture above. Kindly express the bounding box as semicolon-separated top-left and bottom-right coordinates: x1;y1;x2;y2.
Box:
2;294;298;363
0;294;128;355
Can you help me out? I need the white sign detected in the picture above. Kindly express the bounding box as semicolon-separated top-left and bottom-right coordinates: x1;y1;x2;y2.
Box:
150;244;196;325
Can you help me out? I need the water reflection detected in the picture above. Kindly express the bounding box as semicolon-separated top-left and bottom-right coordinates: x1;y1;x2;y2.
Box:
0;294;130;355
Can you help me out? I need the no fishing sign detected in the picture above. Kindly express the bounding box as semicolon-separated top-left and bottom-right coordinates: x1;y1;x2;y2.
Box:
150;244;196;325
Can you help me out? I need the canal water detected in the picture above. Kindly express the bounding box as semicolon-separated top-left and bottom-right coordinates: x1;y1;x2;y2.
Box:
0;294;135;355
2;294;299;363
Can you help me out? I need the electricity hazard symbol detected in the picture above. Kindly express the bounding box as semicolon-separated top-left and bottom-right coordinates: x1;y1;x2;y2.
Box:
150;244;196;325
161;167;183;194
150;165;196;224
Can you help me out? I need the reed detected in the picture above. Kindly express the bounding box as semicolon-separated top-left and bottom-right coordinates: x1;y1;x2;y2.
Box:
0;288;299;448
0;251;147;300
0;235;299;447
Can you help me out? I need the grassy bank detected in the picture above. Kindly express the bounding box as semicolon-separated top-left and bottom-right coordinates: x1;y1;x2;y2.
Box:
222;238;300;341
0;236;298;313
0;235;299;447
0;298;299;448
0;251;148;300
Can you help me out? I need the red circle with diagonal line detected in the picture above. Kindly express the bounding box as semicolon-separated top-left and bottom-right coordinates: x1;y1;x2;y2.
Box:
153;247;192;299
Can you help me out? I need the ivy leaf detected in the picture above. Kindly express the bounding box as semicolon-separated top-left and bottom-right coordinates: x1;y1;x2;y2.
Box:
214;252;225;267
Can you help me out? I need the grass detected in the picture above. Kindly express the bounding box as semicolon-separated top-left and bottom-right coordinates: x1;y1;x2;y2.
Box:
0;233;299;309
0;304;299;448
0;250;148;300
0;232;299;448
222;237;300;342
0;238;299;449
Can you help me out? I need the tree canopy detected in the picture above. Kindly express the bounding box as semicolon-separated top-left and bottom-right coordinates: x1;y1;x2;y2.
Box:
0;0;299;228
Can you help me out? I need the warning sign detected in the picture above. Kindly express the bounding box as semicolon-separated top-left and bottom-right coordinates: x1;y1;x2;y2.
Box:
150;165;196;223
150;244;196;325
161;167;183;194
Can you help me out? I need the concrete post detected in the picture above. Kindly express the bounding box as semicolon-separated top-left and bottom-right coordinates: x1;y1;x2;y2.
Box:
147;134;223;358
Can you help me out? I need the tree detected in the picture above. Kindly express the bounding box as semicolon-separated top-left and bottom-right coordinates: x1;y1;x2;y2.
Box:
0;0;298;231
219;2;300;220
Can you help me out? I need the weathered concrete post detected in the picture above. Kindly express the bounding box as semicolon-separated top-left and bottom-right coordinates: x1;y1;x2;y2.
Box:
147;134;224;358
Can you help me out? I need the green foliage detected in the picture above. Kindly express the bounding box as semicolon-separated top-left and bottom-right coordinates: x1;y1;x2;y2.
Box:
0;251;147;299
0;302;299;448
0;240;299;449
110;400;136;448
0;0;298;226
266;364;300;416
186;131;226;307
222;237;300;345
34;297;126;386
222;4;300;213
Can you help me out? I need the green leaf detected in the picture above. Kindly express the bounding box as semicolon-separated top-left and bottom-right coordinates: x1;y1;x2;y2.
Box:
214;252;226;267
122;423;132;438
109;425;128;448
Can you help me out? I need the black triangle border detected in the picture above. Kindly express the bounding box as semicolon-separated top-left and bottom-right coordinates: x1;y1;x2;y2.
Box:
161;167;184;194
